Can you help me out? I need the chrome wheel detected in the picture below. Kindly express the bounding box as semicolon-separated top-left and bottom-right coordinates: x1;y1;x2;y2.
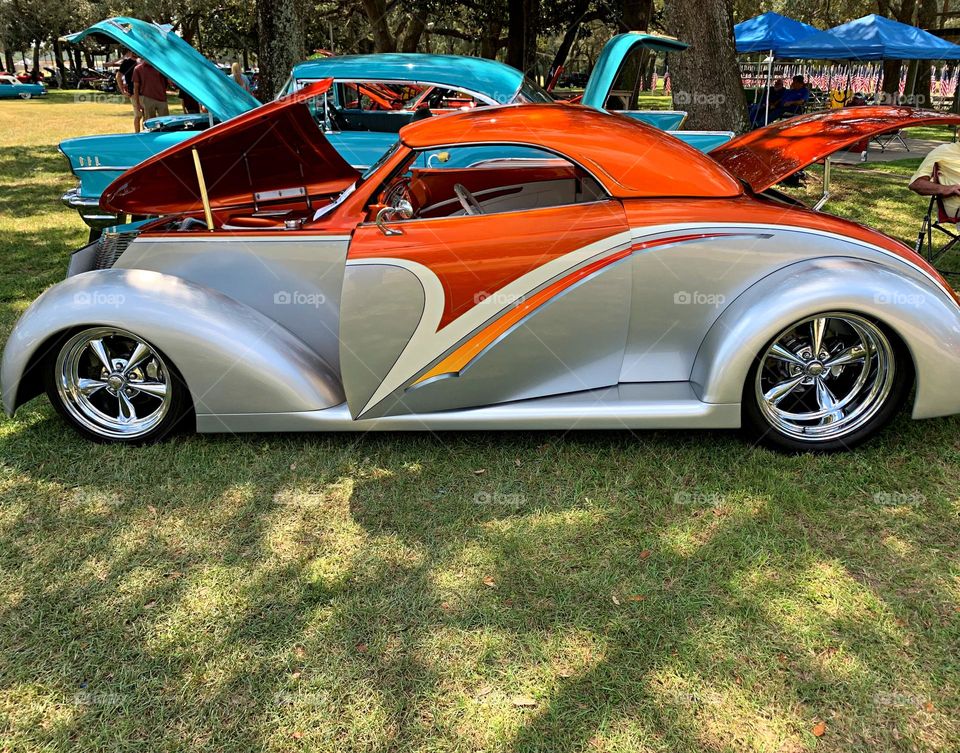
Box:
754;313;896;443
55;327;172;439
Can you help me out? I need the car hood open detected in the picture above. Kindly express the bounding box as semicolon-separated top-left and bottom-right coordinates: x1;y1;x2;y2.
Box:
100;80;361;216
711;106;960;193
580;32;689;110
62;16;259;122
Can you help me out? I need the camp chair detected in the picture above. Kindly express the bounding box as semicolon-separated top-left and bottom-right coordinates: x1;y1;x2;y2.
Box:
872;131;910;152
915;163;960;277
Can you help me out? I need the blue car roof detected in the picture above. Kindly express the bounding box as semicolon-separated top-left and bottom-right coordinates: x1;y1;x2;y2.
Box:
291;54;528;103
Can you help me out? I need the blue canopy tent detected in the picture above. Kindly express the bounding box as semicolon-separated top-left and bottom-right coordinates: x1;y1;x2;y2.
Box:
778;14;960;60
735;12;821;125
734;12;819;54
778;14;960;115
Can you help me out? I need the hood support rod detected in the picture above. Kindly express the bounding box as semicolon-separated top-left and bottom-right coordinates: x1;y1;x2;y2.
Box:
191;147;215;231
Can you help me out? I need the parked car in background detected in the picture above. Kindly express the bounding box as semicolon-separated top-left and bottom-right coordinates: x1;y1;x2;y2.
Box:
5;92;959;451
0;75;47;99
58;16;732;236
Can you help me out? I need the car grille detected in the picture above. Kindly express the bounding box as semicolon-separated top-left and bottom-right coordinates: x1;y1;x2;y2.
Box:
94;229;138;269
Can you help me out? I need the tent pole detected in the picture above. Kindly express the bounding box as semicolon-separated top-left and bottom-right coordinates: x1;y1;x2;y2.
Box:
764;49;774;125
873;61;881;102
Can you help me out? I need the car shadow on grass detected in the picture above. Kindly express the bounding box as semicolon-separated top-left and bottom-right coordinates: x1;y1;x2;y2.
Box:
0;409;957;750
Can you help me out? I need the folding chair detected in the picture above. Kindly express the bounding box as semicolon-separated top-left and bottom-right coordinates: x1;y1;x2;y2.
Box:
915;164;960;277
872;131;910;152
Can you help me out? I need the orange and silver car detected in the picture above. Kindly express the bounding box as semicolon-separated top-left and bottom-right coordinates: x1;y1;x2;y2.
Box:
4;83;959;451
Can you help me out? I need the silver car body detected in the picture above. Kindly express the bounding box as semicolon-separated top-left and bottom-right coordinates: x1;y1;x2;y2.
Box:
4;101;960;436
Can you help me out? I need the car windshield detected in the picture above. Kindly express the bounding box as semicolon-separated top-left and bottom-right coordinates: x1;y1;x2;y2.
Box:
510;78;554;104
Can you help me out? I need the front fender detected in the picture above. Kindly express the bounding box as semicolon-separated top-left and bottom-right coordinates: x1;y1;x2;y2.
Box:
2;269;344;416
691;257;960;420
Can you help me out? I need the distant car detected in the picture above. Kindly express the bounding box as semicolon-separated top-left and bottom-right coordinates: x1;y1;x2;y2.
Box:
4;95;960;451
0;75;47;99
58;17;720;236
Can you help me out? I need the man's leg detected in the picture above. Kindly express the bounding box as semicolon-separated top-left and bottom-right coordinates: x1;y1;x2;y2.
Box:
141;96;159;121
156;99;169;117
130;96;142;133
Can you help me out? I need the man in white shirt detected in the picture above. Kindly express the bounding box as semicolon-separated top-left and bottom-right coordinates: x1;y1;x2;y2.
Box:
909;142;960;218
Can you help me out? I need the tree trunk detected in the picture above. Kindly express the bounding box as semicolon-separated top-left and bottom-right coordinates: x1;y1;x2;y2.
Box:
506;0;525;71
72;47;82;73
665;0;748;132
480;25;502;59
548;5;591;81
398;15;426;53
522;0;540;79
52;39;67;86
914;0;937;107
3;48;14;74
621;0;653;31
361;0;396;52
31;39;40;82
881;59;902;102
257;0;305;101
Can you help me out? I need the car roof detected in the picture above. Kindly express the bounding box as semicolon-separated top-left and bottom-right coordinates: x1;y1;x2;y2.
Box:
399;104;743;199
291;54;526;104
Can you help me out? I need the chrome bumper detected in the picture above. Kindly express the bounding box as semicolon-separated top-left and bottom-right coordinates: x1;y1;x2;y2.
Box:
60;187;120;229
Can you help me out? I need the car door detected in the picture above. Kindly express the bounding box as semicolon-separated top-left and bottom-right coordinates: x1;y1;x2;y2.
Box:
339;150;634;420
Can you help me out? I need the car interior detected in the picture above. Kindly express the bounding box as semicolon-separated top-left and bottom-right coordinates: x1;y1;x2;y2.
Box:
369;145;609;222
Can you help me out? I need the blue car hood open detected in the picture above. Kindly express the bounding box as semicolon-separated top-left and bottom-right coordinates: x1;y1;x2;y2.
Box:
62;17;260;122
581;32;688;109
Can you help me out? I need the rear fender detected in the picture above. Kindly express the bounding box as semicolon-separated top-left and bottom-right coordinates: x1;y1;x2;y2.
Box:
691;258;960;420
2;269;343;416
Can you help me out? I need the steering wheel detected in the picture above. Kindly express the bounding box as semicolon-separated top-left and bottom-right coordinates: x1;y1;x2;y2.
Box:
383;177;412;209
454;183;484;216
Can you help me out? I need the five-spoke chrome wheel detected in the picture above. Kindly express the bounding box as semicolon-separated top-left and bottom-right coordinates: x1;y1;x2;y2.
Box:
53;327;175;440
750;313;902;447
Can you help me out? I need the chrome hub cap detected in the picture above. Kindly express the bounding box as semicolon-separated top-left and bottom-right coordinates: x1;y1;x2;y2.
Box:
755;313;895;442
56;327;172;439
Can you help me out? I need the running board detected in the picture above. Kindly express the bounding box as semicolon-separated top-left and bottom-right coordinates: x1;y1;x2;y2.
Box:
196;383;741;433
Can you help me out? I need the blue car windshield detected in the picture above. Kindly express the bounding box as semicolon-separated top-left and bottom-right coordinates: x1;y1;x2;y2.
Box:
511;78;554;104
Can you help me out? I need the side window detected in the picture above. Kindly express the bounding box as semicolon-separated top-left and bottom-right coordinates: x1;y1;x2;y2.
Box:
373;144;608;221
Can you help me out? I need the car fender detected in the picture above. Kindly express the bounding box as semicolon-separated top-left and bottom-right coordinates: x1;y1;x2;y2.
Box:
1;269;344;417
691;257;960;419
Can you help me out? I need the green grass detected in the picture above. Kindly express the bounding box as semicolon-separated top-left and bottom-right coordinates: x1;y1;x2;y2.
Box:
0;90;959;753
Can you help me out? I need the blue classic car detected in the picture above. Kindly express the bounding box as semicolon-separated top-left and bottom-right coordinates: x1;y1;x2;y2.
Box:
59;17;733;234
0;74;47;99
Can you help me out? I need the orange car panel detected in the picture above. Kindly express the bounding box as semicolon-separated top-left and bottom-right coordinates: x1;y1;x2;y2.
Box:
347;200;630;329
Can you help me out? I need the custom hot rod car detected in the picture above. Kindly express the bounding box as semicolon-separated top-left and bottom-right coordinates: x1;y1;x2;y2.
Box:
4;86;960;451
58;17;727;234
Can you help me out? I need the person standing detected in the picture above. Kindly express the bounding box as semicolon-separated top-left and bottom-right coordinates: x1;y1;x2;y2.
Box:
115;49;140;133
230;62;251;92
132;60;170;124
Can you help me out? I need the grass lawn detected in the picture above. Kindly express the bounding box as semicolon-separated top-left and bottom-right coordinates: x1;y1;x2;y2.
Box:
0;90;959;753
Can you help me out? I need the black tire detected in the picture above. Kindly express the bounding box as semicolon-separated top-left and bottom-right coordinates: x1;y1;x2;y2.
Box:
742;313;913;453
43;327;194;444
